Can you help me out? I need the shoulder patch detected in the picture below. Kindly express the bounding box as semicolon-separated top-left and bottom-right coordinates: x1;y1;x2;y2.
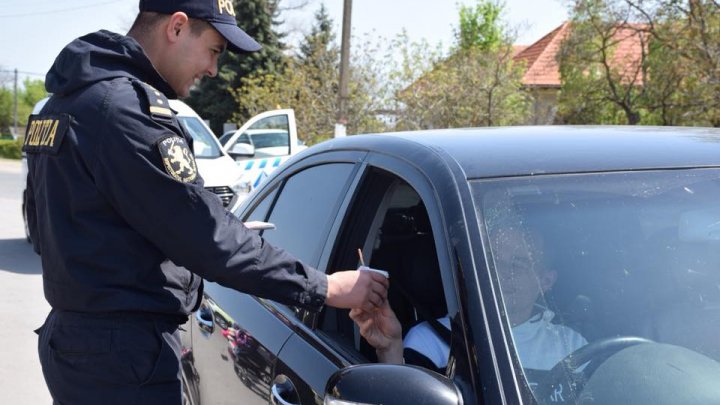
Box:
22;114;71;155
133;80;174;122
158;136;198;183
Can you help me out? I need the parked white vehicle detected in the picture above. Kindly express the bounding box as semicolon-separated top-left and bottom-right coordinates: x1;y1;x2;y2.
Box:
22;98;248;242
169;99;248;209
220;109;305;192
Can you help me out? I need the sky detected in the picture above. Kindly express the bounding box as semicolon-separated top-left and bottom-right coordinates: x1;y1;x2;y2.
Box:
0;0;569;85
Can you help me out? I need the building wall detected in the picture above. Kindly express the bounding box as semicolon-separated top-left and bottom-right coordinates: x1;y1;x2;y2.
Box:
527;87;560;125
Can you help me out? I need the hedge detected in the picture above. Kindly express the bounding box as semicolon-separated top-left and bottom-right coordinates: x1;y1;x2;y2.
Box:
0;139;22;159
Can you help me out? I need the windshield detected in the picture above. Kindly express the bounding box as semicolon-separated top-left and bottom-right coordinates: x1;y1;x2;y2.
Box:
474;168;720;403
177;116;223;159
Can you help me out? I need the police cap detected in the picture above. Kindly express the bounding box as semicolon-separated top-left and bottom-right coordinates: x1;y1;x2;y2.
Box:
139;0;262;53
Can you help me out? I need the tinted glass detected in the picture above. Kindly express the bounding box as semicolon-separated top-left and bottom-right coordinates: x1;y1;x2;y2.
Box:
264;163;355;268
177;116;222;158
240;186;279;224
473;168;720;404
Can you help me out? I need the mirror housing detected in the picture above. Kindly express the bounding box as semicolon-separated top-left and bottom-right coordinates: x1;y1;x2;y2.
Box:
324;364;462;405
229;142;255;159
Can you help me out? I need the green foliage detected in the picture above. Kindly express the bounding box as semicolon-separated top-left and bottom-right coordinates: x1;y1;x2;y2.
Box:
232;5;385;143
22;79;47;108
186;0;286;134
456;0;505;51
387;2;530;129
0;138;22;159
0;78;46;135
559;0;720;126
557;0;649;124
394;44;531;129
0;87;12;131
647;0;720;126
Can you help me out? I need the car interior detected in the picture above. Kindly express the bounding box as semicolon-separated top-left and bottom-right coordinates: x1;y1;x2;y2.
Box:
504;181;720;366
315;169;448;366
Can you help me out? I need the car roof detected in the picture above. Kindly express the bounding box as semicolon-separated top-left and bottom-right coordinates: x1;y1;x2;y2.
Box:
312;126;720;179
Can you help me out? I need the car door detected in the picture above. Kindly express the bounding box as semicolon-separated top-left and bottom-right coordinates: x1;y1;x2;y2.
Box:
222;109;298;161
269;156;470;405
188;151;363;404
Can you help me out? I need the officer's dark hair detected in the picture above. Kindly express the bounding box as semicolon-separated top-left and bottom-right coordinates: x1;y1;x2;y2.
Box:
128;12;212;38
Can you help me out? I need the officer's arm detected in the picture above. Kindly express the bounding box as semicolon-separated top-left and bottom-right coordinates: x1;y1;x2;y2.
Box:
91;87;329;310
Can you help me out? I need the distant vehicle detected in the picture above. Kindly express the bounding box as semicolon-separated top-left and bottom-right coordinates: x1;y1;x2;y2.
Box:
169;99;248;210
220;109;306;194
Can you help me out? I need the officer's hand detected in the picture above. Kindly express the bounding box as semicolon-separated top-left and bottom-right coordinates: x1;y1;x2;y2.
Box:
350;301;403;364
325;270;389;311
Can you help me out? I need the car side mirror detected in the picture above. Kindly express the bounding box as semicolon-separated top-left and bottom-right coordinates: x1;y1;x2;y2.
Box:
229;143;255;159
324;364;462;405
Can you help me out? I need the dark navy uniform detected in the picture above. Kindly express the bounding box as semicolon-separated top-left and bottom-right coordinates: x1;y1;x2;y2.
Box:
25;30;326;404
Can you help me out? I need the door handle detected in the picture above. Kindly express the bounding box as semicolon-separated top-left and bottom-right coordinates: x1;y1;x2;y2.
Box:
271;379;299;405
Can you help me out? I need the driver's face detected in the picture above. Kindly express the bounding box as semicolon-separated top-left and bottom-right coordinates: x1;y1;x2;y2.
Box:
493;228;555;326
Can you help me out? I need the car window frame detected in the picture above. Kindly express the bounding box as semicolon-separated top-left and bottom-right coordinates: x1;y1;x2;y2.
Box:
237;150;367;323
296;152;469;372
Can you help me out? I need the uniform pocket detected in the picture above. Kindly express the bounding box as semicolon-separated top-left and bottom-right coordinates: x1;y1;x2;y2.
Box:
112;321;179;386
48;325;111;355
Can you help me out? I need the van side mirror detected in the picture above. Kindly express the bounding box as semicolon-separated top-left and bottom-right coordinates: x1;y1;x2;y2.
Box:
324;364;462;405
229;143;255;159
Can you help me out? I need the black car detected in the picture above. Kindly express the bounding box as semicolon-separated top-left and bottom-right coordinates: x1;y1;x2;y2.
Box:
180;126;720;405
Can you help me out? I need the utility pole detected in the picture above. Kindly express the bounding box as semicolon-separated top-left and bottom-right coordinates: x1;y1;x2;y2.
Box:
13;68;18;139
335;0;352;138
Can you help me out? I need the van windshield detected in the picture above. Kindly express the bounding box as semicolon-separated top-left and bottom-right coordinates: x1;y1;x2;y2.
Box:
177;116;223;159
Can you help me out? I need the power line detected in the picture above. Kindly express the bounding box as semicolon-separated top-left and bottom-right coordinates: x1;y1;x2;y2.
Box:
0;0;123;18
0;69;45;77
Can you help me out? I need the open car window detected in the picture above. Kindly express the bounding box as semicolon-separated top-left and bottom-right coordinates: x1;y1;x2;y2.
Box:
316;168;449;368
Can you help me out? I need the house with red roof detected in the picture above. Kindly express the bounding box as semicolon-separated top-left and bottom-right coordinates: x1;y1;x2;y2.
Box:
513;22;646;124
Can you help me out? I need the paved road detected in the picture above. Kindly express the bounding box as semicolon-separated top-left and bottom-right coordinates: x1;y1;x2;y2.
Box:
0;158;51;403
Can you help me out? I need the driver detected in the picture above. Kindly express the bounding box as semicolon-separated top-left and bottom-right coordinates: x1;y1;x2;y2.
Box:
350;226;587;373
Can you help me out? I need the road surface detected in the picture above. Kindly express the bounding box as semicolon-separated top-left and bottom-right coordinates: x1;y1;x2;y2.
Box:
0;158;51;403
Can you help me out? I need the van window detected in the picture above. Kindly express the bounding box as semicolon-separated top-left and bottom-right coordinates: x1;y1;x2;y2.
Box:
177;116;223;159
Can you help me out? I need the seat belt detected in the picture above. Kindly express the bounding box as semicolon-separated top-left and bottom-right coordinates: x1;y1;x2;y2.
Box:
393;282;451;345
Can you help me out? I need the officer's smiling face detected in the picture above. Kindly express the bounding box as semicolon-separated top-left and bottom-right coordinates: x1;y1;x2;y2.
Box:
165;19;226;98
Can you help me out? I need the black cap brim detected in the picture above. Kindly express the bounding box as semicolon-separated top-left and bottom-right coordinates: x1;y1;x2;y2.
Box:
211;22;262;53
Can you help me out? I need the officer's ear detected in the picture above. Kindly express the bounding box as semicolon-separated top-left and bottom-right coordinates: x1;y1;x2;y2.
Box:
165;12;190;43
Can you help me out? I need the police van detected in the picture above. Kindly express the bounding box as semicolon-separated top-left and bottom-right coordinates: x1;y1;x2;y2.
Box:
220;109;304;194
22;98;247;242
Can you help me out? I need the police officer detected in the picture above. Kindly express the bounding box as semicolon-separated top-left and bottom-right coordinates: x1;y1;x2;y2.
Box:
24;1;389;403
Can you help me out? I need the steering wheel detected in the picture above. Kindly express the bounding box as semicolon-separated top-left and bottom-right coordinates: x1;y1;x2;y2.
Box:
531;336;654;403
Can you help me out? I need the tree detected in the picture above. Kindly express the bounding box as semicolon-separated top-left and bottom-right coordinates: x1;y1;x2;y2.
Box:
558;0;651;125
186;0;286;134
391;0;531;129
456;0;504;51
626;0;720;126
0;78;47;135
559;0;719;126
232;4;385;143
0;87;12;134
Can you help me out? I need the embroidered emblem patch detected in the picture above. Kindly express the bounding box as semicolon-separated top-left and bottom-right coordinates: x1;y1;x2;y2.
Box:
22;114;71;155
158;136;198;183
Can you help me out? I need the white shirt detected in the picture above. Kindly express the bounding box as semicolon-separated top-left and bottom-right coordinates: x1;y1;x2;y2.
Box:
403;310;587;370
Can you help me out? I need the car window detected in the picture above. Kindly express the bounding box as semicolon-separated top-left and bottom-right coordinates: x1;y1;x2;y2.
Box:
262;163;356;268
474;168;720;404
241;186;279;225
315;168;448;367
177;116;222;159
